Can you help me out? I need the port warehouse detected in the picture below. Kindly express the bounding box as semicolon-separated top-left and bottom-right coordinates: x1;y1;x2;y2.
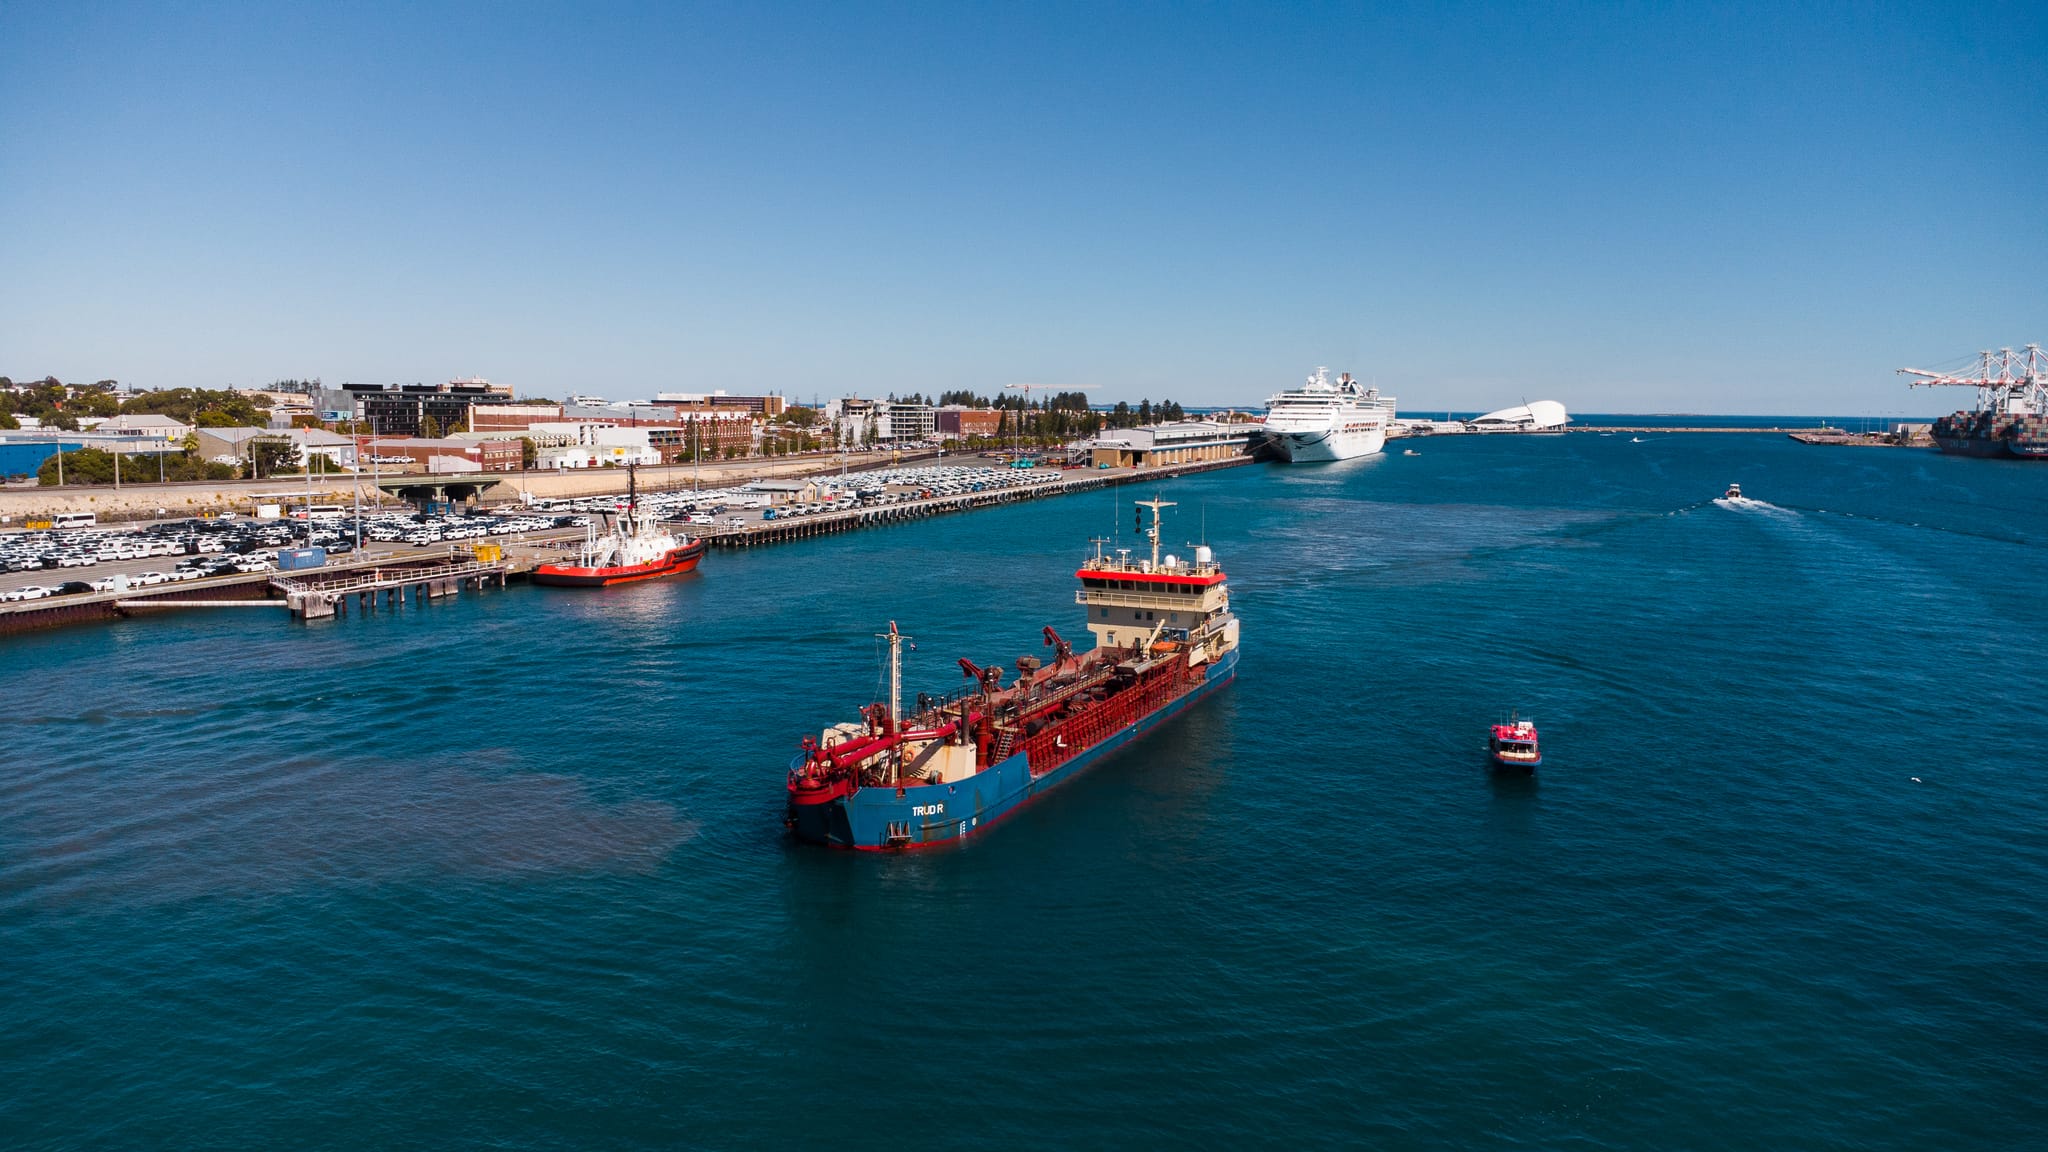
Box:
1087;422;1259;468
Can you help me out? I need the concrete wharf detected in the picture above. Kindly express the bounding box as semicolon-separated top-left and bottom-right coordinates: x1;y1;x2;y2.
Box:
2;569;276;635
695;456;1252;549
0;547;511;633
1567;425;1799;434
0;455;1253;635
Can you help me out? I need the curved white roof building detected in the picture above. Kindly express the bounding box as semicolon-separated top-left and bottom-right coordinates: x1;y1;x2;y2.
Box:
1471;400;1569;431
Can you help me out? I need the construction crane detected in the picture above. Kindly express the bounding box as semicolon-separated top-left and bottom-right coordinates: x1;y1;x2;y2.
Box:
1898;344;2048;416
1002;383;1058;459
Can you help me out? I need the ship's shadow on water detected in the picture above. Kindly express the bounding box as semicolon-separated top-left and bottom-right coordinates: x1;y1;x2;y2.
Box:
1484;768;1541;835
0;756;694;910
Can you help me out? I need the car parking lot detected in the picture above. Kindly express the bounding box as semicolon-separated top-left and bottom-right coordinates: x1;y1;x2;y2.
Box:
2;507;587;603
4;455;1093;602
521;458;1069;533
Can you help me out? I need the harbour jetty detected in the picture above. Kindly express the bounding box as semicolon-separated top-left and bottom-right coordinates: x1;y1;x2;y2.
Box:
695;455;1248;549
0;453;1252;635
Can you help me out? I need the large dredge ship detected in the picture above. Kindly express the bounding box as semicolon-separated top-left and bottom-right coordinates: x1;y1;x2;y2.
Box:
786;499;1240;849
1900;344;2048;459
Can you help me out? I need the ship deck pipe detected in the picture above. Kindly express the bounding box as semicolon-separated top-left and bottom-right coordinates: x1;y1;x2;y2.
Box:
813;718;970;769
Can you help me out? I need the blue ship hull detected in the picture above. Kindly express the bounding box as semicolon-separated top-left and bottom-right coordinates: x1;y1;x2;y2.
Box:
789;647;1237;849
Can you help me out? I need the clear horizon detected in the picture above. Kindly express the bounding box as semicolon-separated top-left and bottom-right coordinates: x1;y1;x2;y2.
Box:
3;2;2042;418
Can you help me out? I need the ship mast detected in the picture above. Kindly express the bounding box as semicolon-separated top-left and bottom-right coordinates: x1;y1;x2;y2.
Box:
880;621;910;786
882;620;908;728
1134;497;1175;570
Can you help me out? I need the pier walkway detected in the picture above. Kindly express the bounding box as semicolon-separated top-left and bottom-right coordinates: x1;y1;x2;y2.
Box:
695;456;1252;549
270;550;512;620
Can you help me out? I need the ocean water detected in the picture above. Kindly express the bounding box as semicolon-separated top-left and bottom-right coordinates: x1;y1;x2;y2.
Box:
4;433;2044;1150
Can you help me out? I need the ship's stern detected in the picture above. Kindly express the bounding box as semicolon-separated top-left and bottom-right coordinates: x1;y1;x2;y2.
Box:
786;752;856;846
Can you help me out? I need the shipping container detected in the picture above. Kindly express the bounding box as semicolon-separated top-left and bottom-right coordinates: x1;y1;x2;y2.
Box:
276;547;326;572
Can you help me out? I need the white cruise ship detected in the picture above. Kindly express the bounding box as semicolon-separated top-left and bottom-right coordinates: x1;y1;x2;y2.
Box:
1259;368;1396;462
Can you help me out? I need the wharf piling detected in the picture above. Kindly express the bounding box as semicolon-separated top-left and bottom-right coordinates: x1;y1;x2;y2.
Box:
270;548;512;622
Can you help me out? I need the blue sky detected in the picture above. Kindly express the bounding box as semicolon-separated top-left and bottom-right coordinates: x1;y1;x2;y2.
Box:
2;1;2042;414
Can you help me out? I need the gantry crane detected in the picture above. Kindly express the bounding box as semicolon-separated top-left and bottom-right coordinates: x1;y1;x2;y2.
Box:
1897;344;2048;416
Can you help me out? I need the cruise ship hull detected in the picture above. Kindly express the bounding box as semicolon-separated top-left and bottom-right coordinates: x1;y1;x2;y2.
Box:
788;647;1237;849
1267;427;1386;462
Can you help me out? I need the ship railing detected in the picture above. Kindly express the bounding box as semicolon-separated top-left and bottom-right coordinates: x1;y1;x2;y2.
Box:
904;684;982;728
1075;588;1222;612
1017;656;1198;777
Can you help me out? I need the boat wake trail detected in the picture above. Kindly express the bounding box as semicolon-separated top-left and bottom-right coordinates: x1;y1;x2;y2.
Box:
1711;495;1798;516
1683;493;2040;550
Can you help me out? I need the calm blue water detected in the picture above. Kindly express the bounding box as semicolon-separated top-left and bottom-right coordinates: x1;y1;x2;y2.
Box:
4;434;2044;1149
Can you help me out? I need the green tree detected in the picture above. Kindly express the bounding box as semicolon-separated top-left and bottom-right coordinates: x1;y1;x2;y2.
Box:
249;438;297;478
420;414;442;439
120;386;268;426
519;436;538;468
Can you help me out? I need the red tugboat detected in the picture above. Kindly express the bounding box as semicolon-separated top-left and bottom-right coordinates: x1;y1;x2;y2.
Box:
1489;715;1542;772
785;498;1240;849
532;466;706;587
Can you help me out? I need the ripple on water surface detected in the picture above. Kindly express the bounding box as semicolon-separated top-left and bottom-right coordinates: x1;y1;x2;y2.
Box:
3;436;2046;1149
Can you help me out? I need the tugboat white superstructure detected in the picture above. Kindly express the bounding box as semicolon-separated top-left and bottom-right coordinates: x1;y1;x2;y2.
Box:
1260;367;1396;462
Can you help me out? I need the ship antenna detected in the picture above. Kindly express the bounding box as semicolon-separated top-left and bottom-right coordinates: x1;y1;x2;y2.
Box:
1135;494;1176;570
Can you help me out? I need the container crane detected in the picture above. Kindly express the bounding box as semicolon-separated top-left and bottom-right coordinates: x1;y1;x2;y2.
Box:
1898;344;2048;417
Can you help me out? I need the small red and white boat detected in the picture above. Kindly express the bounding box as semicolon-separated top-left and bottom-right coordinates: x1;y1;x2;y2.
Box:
1488;715;1542;772
533;467;706;588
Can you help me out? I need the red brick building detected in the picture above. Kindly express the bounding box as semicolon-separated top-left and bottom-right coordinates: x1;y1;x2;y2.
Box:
936;406;1005;438
365;437;524;472
647;413;756;461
